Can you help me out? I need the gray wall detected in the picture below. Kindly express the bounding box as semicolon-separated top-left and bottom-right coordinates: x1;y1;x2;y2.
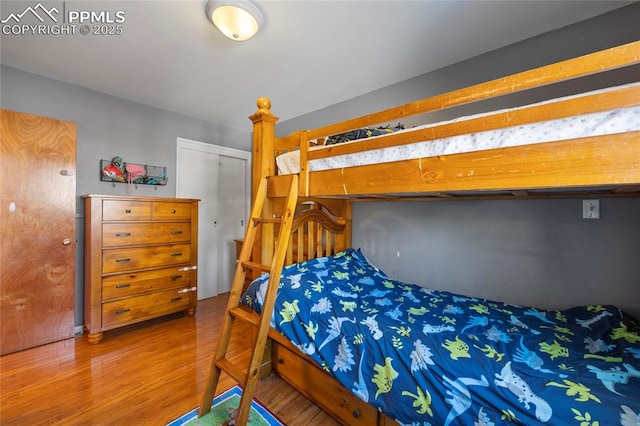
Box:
279;3;640;318
355;199;640;318
2;3;639;327
1;66;251;328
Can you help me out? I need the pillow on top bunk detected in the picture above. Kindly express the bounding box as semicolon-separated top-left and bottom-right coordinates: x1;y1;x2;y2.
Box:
325;123;404;145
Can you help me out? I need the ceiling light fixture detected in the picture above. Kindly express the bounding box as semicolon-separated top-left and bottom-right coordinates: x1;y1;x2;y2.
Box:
206;0;263;41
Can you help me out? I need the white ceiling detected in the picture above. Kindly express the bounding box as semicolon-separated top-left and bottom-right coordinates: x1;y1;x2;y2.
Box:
0;0;633;131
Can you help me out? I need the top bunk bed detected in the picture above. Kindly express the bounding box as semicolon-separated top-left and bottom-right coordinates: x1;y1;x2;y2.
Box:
249;40;640;201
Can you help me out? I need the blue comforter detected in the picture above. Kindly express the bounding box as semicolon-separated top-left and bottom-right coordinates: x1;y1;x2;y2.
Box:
242;248;640;425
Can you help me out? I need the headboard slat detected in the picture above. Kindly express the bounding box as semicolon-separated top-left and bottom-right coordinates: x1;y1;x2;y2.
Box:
279;201;347;266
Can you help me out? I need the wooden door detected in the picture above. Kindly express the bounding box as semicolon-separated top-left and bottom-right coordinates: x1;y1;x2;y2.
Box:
1;109;77;355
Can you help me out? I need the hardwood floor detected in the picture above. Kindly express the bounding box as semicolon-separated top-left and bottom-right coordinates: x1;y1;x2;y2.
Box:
0;294;339;425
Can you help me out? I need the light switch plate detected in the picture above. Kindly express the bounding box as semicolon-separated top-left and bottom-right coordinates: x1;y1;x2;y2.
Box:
583;199;600;219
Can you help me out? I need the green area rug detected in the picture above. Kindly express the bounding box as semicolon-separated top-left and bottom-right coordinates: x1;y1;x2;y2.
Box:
167;386;283;426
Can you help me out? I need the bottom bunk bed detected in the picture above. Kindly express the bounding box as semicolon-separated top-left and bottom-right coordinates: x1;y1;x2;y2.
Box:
242;247;640;425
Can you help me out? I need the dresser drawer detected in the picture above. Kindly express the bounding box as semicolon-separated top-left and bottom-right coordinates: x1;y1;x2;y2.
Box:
153;202;192;220
272;342;378;425
102;223;191;247
102;289;192;330
102;267;192;300
103;200;152;221
102;244;191;273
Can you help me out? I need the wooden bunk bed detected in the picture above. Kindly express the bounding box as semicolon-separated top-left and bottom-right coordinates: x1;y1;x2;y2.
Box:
200;41;640;425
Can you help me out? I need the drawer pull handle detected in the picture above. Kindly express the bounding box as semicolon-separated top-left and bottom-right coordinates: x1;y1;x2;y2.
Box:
115;232;131;237
171;297;183;302
171;275;183;281
171;209;177;214
115;308;130;315
177;286;197;294
277;358;284;364
125;209;132;213
352;410;360;419
116;258;131;263
115;283;131;289
171;230;183;235
171;253;183;257
178;265;198;271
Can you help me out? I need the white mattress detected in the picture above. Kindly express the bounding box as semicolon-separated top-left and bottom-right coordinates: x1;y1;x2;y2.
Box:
276;83;640;175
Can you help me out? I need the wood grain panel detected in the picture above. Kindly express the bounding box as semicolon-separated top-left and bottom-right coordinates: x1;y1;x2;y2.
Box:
0;109;76;355
102;244;191;274
102;290;191;329
102;222;191;247
102;267;192;300
273;342;380;425
153;201;192;220
306;133;640;197
103;200;152;221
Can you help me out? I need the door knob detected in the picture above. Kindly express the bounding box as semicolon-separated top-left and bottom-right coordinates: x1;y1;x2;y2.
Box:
62;239;72;246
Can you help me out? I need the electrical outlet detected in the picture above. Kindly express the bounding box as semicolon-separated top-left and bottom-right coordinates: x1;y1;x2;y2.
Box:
583;199;600;219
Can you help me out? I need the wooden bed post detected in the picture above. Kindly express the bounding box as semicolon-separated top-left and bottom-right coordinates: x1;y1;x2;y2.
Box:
249;98;279;199
249;97;279;266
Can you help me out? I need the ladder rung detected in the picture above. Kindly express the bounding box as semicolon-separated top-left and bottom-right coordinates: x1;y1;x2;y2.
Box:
229;307;260;326
252;217;282;224
216;359;248;384
241;260;271;273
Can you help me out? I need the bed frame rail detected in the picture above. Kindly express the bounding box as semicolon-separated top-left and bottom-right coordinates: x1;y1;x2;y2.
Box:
305;40;640;142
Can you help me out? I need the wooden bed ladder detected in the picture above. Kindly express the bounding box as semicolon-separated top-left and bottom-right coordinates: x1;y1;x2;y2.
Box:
198;174;298;425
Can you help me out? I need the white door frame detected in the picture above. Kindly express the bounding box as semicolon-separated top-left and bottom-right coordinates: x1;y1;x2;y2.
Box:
176;137;251;297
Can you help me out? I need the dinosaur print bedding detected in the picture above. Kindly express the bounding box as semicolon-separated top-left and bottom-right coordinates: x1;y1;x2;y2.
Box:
241;248;640;425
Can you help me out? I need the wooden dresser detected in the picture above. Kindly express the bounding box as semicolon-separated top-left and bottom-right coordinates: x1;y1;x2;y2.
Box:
83;194;199;343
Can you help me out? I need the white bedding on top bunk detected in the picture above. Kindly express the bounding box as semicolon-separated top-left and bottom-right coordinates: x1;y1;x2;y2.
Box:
276;83;640;175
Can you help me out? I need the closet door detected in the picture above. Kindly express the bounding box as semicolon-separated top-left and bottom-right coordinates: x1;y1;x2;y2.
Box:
178;147;220;300
176;138;250;299
216;155;248;294
1;109;77;355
